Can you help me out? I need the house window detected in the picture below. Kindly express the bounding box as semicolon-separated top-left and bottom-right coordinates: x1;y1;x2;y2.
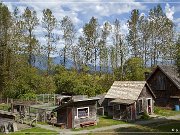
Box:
77;107;89;118
138;99;143;113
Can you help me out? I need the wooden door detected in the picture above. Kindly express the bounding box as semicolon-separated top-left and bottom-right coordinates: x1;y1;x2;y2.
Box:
147;98;152;114
131;103;136;120
67;108;72;128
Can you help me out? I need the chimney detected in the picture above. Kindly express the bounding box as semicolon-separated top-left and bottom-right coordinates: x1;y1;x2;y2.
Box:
144;72;150;80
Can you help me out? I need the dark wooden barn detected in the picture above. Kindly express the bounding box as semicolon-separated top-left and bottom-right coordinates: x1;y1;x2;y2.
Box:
146;65;180;109
103;81;155;121
53;96;99;129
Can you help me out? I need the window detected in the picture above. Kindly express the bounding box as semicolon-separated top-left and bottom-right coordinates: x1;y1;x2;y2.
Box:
138;99;143;113
77;107;89;118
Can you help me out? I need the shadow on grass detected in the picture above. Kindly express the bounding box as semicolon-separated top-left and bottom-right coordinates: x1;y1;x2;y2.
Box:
114;119;180;135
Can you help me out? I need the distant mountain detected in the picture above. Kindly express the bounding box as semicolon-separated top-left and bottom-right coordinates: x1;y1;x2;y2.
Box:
53;56;74;69
35;55;112;73
35;55;75;70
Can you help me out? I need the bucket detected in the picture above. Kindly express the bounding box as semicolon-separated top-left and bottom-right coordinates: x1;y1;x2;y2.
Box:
175;105;180;111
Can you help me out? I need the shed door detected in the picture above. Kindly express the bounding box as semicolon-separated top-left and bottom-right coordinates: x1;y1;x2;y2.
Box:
147;98;152;114
67;108;72;128
132;103;136;120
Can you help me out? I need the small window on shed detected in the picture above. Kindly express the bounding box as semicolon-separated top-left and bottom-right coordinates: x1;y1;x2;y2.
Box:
77;107;89;118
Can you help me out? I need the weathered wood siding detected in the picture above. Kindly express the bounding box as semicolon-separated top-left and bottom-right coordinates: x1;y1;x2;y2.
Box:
136;86;154;115
57;108;67;126
113;103;136;121
72;101;97;128
147;68;180;108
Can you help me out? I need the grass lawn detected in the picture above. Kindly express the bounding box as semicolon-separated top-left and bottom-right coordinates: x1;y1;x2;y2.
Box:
0;103;10;111
98;121;180;135
9;127;58;135
72;116;127;131
73;116;126;131
154;106;180;116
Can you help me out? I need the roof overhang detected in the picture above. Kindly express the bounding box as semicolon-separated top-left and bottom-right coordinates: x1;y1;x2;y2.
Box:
110;99;135;105
170;96;180;99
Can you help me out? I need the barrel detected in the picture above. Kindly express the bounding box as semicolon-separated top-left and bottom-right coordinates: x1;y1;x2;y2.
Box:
175;105;180;111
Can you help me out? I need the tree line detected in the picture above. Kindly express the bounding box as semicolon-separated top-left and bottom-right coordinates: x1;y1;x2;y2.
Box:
0;3;179;99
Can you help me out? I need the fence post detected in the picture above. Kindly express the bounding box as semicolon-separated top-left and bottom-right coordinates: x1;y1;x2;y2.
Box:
43;94;44;103
10;99;13;113
36;96;37;104
54;94;55;105
7;98;9;105
48;94;49;104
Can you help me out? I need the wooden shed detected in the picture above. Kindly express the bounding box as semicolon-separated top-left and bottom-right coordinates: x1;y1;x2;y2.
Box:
147;65;180;109
53;96;99;129
104;81;155;121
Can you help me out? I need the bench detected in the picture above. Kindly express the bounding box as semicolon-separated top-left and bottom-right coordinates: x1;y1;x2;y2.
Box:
54;123;65;129
80;121;96;128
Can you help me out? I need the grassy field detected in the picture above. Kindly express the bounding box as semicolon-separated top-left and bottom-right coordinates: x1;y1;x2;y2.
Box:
0;103;10;111
96;120;180;135
73;116;126;131
9;127;58;135
154;107;180;116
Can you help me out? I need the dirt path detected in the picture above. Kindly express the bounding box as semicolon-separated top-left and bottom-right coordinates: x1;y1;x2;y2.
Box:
35;114;180;135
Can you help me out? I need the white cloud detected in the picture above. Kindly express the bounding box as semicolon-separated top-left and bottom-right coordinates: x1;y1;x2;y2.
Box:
174;18;180;31
165;3;174;21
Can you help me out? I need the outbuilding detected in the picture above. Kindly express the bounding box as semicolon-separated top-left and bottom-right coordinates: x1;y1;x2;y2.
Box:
103;81;155;121
53;96;99;129
146;65;180;109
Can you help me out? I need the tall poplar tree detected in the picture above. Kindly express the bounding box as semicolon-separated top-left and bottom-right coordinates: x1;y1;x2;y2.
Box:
22;7;39;67
60;16;76;67
42;8;57;75
0;3;12;96
127;9;140;57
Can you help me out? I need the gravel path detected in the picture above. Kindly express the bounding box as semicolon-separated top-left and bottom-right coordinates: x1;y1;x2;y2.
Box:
36;114;180;135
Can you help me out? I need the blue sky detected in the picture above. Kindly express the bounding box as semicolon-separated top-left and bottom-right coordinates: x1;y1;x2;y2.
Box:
3;0;180;51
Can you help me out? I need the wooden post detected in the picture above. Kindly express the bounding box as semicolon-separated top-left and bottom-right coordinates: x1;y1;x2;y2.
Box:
48;94;49;104
11;99;13;113
43;94;44;103
54;94;55;105
6;98;9;105
36;96;37;104
44;111;46;122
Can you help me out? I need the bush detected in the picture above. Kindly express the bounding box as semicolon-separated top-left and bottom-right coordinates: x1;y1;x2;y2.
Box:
140;112;150;120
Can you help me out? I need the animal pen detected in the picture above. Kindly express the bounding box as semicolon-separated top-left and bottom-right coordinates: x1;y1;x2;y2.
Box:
0;94;63;126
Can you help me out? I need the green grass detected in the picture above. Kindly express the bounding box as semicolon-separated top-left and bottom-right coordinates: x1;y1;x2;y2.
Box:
0;103;10;111
154;106;180;116
153;121;180;132
73;116;126;131
9;127;58;135
101;120;180;135
37;122;49;125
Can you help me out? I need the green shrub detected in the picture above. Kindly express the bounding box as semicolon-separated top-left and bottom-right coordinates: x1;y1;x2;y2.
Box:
140;112;150;120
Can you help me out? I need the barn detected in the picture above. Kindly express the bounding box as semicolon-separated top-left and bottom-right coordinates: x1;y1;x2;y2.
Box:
103;81;155;121
53;96;99;129
146;65;180;109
